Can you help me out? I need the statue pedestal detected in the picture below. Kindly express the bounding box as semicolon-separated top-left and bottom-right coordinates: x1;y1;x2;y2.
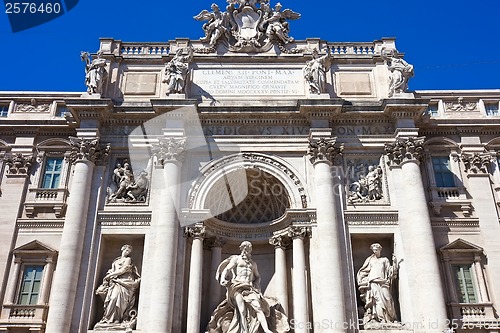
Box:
360;321;410;332
80;92;102;99
390;92;414;99
92;322;135;332
307;93;331;99
165;93;186;99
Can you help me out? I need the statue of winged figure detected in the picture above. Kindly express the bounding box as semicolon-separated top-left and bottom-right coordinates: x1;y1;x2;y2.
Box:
261;2;300;44
194;3;229;47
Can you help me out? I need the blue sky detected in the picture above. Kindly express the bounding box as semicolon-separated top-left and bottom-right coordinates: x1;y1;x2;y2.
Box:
0;0;499;92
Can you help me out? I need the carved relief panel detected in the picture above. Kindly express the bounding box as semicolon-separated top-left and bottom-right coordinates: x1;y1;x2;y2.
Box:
344;156;389;206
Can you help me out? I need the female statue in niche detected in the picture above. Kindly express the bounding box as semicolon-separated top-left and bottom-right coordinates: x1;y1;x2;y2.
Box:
357;243;400;328
94;244;141;330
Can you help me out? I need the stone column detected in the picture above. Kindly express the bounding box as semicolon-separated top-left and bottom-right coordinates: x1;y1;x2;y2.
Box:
38;258;55;305
460;152;500;302
269;235;290;316
307;138;346;332
385;137;448;330
288;227;311;332
185;225;206;333
473;255;489;303
4;258;22;304
148;137;185;332
207;237;225;312
45;137;109;333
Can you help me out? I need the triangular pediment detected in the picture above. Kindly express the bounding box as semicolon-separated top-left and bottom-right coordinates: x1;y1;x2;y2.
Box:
13;240;57;254
440;238;483;252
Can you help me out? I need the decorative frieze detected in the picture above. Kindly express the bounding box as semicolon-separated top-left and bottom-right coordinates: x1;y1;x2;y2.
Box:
460;152;492;174
98;213;152;227
3;153;34;175
68;137;110;165
152;137;186;165
384;137;425;166
14;99;51;113
445;97;478;112
307;137;343;165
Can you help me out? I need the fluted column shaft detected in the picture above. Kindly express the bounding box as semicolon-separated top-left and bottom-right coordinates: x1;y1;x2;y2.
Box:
308;138;345;332
149;137;185;332
269;235;289;316
386;137;447;331
186;226;206;333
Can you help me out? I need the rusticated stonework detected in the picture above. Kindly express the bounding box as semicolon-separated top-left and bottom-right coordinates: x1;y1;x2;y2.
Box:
461;152;492;174
384;137;425;166
3;153;34;175
307;138;343;165
152;137;186;165
68;137;110;165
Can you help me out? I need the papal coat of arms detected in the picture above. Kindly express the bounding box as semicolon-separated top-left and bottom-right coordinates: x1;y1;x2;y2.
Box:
194;0;300;53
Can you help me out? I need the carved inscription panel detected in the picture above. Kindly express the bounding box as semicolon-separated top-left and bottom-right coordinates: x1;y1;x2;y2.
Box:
191;68;305;97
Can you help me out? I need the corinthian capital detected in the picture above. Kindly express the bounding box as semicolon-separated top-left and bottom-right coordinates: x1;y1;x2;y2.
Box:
68;137;110;165
3;153;35;175
384;137;425;166
184;225;206;239
152;137;186;165
307;138;343;165
288;226;312;239
460;152;492;174
269;235;290;249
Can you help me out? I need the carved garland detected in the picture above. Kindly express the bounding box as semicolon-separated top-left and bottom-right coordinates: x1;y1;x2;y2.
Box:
188;153;307;209
384;137;425;166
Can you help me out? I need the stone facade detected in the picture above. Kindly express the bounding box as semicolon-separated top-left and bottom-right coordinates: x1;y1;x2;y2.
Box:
1;2;500;333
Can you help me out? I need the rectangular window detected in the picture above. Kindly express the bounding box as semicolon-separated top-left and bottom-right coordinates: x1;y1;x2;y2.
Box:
426;104;439;116
485;102;499;116
18;265;43;305
432;157;455;187
41;157;63;189
55;106;69;117
0;105;8;117
453;264;477;303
